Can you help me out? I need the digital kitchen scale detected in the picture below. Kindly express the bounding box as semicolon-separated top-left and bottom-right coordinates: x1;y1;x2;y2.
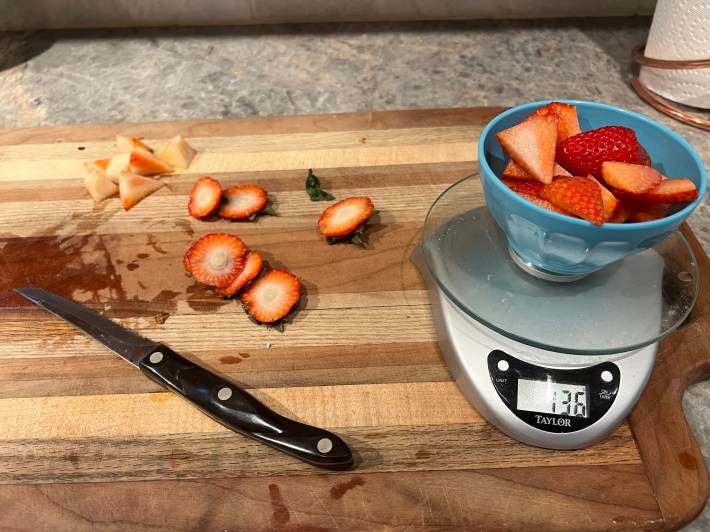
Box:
413;175;699;449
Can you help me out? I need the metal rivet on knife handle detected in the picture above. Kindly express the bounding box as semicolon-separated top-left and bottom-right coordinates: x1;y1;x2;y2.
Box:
149;352;164;364
217;387;233;401
317;438;333;453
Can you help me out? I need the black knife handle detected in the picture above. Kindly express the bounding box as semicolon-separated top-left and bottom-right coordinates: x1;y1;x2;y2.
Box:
138;345;353;470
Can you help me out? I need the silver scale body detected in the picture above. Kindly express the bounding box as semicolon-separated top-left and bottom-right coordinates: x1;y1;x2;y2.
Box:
426;272;657;449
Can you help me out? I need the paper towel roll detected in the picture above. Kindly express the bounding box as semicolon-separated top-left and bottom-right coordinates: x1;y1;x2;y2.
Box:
638;0;710;109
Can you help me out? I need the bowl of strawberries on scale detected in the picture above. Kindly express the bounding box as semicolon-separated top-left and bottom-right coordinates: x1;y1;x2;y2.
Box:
478;100;707;276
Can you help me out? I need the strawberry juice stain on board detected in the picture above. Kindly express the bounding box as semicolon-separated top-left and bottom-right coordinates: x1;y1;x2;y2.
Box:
0;213;188;308
0;233;127;306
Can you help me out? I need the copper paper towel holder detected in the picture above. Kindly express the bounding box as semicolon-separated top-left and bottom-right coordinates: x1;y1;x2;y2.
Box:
630;42;710;131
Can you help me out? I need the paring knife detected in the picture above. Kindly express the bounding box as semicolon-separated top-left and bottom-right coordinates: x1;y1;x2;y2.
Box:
16;287;354;470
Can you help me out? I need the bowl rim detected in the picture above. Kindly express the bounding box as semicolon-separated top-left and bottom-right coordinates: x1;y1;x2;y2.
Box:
478;99;708;231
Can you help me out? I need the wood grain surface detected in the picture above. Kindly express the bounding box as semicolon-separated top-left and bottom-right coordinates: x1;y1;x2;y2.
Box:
0;108;708;530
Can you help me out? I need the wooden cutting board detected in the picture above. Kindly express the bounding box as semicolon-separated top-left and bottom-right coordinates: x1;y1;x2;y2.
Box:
0;108;708;531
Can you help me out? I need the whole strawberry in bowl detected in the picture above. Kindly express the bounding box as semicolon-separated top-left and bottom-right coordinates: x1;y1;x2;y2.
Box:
478;100;706;276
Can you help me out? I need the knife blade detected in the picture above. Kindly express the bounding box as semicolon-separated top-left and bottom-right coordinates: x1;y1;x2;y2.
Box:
16;287;354;470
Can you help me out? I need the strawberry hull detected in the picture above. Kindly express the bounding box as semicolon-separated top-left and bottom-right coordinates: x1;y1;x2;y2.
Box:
479;100;707;276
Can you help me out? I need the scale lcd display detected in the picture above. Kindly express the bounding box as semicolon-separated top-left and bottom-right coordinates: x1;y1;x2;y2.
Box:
517;378;589;418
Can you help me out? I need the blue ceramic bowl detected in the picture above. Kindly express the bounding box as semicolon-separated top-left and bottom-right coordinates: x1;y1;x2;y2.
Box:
478;100;707;276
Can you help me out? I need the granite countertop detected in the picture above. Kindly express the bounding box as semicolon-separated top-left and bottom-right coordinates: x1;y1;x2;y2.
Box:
0;17;708;530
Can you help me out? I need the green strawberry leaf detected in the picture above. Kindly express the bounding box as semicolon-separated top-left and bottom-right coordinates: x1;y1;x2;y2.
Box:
324;210;379;247
247;199;279;221
306;169;335;201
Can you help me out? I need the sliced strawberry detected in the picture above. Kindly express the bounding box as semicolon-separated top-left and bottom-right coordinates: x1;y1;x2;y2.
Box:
496;113;558;184
116;135;153;153
318;197;375;237
218;185;268;219
502;160;571;180
501;178;544;196
240;268;300;323
84;158;112;178
106;153;131;184
600;161;663;194
547;102;581;141
540;176;604;225
185;233;246;287
523;102;581;142
556;126;651;178
586;175;620;223
609;200;634;223
214;251;263;297
517;191;574;217
183;251;192;273
129;146;174;176
632;178;699;204
188;176;222;218
501;160;532;180
84;169;119;203
118;171;166;210
155;135;198;169
627;203;669;222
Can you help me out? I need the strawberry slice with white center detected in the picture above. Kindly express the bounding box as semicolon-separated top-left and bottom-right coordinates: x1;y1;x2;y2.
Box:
240;268;300;323
215;250;263;297
218;185;268;219
118;171;166;210
601;161;663;194
496;113;558;184
540;176;605;225
184;233;246;287
318;197;374;237
188;176;223;218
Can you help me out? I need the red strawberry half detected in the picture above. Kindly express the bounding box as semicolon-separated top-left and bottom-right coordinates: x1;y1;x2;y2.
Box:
556;126;651;179
188;176;222;218
318;197;375;237
185;233;246;287
214;250;263;297
240;268;300;323
218;185;268;219
540;176;604;225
